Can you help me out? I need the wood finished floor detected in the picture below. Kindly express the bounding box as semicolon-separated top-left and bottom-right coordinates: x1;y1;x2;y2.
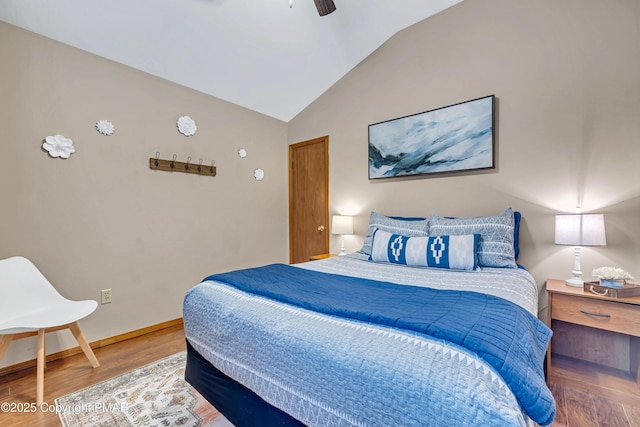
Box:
549;381;640;427
0;324;186;427
0;324;638;426
547;355;640;427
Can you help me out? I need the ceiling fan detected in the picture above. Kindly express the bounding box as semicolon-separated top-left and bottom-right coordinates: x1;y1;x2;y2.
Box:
290;0;336;16
313;0;336;16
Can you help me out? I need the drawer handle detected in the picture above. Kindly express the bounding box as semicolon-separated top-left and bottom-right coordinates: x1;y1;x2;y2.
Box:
579;309;611;318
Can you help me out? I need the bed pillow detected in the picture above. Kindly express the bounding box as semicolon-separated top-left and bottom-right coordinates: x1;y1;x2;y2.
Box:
443;211;522;260
428;208;517;269
513;211;521;260
370;228;479;271
360;212;429;256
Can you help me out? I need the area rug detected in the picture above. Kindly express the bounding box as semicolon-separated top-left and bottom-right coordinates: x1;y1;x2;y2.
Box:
55;352;233;427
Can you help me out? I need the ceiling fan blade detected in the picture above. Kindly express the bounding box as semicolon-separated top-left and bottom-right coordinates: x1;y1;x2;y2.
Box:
313;0;336;16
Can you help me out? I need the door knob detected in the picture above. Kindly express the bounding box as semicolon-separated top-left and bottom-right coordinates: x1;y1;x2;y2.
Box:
317;225;325;232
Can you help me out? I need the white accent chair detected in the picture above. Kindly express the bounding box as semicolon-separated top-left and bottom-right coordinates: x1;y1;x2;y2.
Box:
0;256;100;404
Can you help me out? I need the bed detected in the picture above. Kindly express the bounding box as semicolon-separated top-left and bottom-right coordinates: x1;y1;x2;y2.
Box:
183;209;556;426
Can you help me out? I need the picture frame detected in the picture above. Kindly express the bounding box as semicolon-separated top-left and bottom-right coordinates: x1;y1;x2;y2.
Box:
368;95;495;179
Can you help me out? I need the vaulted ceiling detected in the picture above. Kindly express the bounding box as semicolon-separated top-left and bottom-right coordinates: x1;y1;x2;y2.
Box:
0;0;462;122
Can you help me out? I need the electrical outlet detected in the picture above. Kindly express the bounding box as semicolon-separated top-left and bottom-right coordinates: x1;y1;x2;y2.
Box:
101;288;112;304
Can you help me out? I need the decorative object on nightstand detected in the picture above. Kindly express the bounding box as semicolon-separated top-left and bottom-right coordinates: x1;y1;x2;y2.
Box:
592;266;633;288
331;215;353;256
554;211;606;287
586;266;640;297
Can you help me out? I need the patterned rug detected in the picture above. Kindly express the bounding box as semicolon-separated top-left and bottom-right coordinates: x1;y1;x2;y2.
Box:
56;352;233;427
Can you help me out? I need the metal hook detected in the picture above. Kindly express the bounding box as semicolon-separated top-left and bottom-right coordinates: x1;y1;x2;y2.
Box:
154;152;160;167
185;156;191;171
198;158;203;172
170;154;177;169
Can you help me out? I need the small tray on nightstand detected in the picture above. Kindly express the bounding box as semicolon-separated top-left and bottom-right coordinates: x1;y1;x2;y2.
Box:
584;281;640;298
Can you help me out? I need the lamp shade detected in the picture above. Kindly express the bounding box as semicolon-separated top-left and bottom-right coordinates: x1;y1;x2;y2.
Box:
331;215;353;235
554;214;606;246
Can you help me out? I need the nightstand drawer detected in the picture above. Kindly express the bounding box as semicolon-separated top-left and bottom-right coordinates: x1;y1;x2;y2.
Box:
552;293;640;337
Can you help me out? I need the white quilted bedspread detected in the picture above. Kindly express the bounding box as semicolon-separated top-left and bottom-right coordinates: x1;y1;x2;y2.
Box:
183;255;540;426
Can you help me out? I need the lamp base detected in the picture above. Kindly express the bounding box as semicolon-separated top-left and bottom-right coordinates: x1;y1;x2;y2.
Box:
338;235;347;256
565;277;584;287
565;247;584;287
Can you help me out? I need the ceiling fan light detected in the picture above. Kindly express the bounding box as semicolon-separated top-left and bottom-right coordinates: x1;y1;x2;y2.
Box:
313;0;336;16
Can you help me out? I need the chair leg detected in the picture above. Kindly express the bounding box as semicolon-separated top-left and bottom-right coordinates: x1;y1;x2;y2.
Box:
68;322;100;368
0;334;13;363
36;329;45;406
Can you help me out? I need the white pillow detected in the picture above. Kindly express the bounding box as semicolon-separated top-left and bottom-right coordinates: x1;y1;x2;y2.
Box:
360;212;428;256
370;228;479;271
427;208;517;269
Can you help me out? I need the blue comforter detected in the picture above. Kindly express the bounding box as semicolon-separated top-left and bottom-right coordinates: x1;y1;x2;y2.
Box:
204;263;555;425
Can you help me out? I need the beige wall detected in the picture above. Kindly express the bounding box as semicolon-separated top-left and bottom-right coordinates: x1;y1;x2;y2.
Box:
2;0;640;367
0;22;289;367
288;0;640;315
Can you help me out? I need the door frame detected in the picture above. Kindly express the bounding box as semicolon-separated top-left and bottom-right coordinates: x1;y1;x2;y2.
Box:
288;136;330;263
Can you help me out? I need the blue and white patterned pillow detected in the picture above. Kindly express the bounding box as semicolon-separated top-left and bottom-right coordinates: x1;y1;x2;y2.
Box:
370;228;479;270
360;212;429;256
427;208;517;269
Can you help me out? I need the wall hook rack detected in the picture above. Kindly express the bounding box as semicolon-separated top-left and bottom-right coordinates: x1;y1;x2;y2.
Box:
149;152;216;177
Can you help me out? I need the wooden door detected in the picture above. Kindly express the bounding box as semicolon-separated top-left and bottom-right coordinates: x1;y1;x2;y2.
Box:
289;136;329;263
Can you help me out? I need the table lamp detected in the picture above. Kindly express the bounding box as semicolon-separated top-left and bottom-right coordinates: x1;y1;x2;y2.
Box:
331;215;353;256
554;213;606;287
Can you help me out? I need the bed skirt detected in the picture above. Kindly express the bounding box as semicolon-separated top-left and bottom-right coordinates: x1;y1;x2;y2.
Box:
184;340;305;427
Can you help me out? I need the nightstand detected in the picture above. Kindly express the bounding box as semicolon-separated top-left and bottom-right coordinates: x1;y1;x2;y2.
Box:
546;278;640;398
308;253;337;261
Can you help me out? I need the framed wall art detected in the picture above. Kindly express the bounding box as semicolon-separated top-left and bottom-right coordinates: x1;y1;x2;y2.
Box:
368;95;495;179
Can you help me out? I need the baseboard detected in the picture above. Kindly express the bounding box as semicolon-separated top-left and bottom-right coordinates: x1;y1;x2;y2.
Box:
0;318;183;377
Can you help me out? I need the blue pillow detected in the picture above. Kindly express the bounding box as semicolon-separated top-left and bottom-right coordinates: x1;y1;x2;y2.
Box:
389;216;427;221
428;208;517;269
370;228;479;271
513;211;521;260
360;212;429;256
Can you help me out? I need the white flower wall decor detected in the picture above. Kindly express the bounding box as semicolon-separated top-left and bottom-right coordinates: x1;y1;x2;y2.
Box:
43;134;75;159
253;168;265;181
238;148;247;158
177;115;197;136
96;120;115;136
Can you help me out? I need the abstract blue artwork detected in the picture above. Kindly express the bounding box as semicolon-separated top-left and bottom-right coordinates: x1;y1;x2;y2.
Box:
368;95;495;179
